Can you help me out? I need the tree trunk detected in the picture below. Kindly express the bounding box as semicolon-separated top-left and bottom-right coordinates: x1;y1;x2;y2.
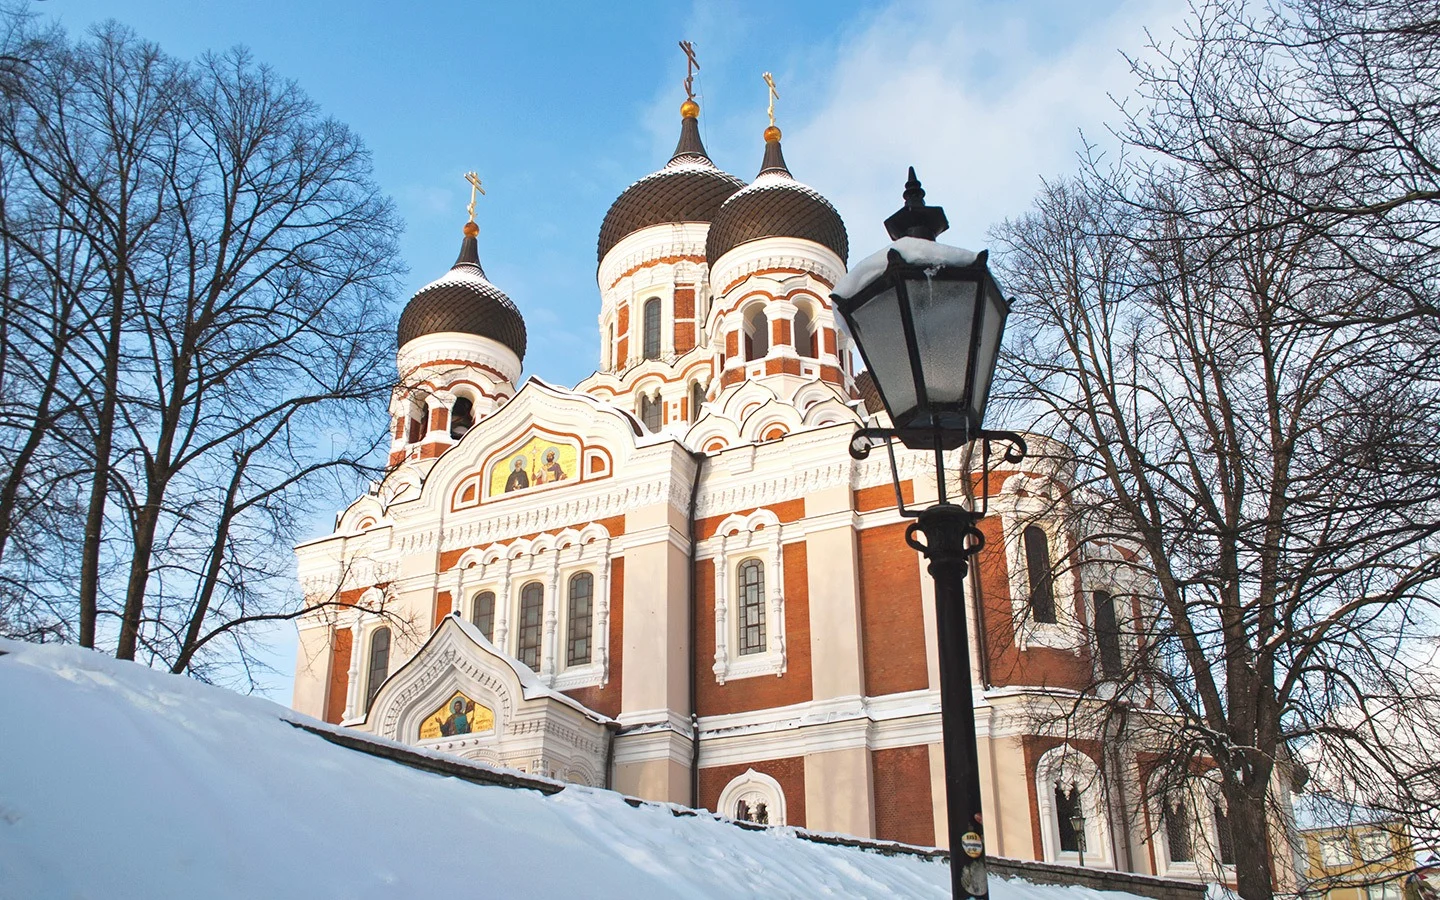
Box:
1230;788;1274;900
77;273;123;649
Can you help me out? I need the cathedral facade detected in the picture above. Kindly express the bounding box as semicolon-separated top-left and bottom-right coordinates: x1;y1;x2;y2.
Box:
289;97;1243;881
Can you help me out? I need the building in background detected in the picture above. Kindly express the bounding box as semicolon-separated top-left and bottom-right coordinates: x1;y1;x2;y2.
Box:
290;89;1291;886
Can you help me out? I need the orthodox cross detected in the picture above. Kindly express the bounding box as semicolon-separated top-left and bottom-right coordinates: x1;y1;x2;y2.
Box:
464;171;485;223
763;72;779;127
679;40;699;101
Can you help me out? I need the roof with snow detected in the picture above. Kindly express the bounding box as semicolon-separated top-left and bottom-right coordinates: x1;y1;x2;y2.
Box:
0;638;1201;900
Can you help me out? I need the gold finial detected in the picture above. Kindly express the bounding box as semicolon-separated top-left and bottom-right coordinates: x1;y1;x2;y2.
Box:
464;171;485;226
679;40;700;104
763;72;779;129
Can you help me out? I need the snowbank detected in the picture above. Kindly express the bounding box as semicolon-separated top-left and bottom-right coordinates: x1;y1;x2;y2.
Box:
0;639;1149;899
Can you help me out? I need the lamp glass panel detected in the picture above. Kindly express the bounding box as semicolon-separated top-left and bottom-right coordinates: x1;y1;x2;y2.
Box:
968;282;1007;425
908;274;976;407
850;285;918;420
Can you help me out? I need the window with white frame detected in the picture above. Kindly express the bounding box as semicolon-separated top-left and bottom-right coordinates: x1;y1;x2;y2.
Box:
717;768;786;827
998;473;1081;649
1321;835;1353;868
472;590;495;643
737;558;766;655
1035;744;1114;867
365;625;391;710
1366;882;1404;900
707;510;787;683
642;298;662;360
1358;830;1393;865
567;572;594;667
517;582;544;670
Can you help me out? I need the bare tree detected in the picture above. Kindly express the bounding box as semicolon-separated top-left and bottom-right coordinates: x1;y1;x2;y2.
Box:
0;12;405;684
989;2;1440;886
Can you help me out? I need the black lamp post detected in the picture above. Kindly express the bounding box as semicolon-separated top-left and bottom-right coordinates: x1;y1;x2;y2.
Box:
1070;811;1087;868
831;168;1024;900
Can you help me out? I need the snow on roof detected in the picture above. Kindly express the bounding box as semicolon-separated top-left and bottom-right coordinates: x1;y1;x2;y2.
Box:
832;236;981;300
0;638;1165;899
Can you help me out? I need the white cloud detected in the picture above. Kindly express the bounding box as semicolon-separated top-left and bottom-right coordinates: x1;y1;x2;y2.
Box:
787;0;1188;258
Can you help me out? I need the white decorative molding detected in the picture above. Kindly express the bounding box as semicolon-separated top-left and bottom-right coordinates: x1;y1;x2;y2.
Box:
1035;743;1116;869
707;509;786;683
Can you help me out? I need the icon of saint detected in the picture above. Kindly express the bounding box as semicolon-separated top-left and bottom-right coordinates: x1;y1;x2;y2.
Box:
439;696;476;737
542;447;567;483
504;456;529;492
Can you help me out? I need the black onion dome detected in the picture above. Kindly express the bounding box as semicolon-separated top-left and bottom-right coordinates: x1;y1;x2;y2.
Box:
706;133;848;265
398;228;527;360
597;113;745;263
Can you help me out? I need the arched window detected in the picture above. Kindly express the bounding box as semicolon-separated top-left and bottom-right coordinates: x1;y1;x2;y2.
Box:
1055;782;1083;852
472;590;495;643
1094;589;1122;677
450;396;474;440
745;306;768;361
517;582;544;670
640;392;662;432
1024;525;1056;623
690;381;705;421
567;572;594;666
717;768;786;827
642;298;661;360
607;322;615;368
793;309;814;358
366;626;391;709
737;558;766;655
1164;797;1194;863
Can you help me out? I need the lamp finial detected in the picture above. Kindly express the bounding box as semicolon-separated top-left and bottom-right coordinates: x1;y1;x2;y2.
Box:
884;166;949;240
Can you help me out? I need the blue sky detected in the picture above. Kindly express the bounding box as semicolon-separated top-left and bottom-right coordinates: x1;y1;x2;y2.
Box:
35;0;1186;695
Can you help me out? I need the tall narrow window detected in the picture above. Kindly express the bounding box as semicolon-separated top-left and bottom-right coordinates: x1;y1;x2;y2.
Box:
1055;782;1083;852
567;572;594;666
607;323;614;368
1165;798;1193;863
690;381;705;421
366;626;391;709
1024;525;1057;624
640;392;662;432
1214;803;1235;865
738;558;766;655
472;590;495;643
793;309;814;358
642;298;661;360
517;582;544;670
1094;589;1122;677
450;396;474;440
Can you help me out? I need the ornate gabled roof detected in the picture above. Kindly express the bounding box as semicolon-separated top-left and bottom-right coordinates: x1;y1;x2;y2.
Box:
706;128;848;265
397;225;527;360
597;105;745;263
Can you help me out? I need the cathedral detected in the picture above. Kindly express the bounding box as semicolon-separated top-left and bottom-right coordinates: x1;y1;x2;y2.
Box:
289;88;1246;882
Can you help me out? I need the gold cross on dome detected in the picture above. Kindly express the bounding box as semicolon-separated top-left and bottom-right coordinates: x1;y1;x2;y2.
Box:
763;72;779;127
464;171;485;223
679;40;700;101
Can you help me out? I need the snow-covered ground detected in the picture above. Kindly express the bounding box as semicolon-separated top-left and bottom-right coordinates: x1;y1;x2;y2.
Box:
0;638;1153;899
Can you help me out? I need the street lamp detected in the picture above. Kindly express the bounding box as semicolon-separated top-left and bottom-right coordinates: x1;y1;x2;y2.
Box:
831;168;1024;900
1070;811;1087;868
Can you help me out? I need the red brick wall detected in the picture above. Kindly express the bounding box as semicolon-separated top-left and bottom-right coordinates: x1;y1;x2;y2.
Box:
700;756;807;828
696;499;806;541
873;745;937;846
858;523;929;696
325;627;352;724
853;480;915;513
674;287;696;353
434;590;452;627
695;543;813;716
562;558;623;718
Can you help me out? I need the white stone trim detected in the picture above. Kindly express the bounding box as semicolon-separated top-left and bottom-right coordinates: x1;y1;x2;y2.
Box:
716;768;788;826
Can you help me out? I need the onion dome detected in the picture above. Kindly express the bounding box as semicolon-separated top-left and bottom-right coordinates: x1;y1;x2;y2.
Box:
597;100;745;263
706;125;848;264
398;221;527;360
